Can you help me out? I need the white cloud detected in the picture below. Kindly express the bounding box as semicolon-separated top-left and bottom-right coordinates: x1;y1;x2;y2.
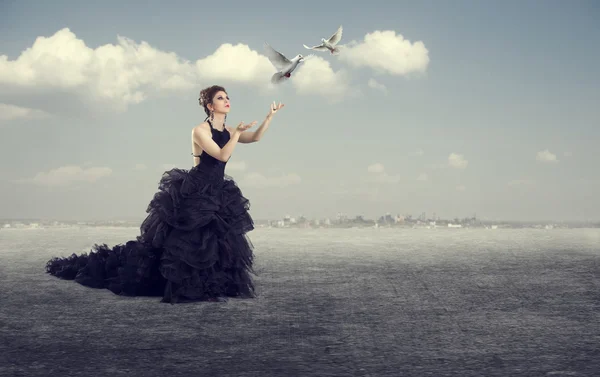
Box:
366;162;400;183
12;165;112;187
0;28;307;113
448;153;468;169
536;149;558;163
338;30;429;76
241;172;301;188
417;173;428;181
0;29;198;112
195;43;273;85
367;78;387;93
367;163;385;173
0;103;51;123
291;56;359;101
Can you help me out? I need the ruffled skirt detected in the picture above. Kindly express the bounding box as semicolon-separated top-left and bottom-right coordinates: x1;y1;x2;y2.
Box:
45;166;256;304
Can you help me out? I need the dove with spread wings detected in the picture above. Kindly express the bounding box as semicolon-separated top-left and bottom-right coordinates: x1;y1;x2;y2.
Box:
303;25;343;55
263;42;311;84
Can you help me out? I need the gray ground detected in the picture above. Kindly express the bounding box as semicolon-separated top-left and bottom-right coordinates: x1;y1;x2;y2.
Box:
1;227;599;376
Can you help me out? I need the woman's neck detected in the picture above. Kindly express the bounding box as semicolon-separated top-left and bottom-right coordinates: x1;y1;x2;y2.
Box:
210;114;226;130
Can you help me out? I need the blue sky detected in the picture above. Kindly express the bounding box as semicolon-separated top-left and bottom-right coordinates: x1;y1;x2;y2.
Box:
0;0;599;222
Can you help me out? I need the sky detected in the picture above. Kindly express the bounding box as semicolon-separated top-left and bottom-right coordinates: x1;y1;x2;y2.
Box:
0;0;599;222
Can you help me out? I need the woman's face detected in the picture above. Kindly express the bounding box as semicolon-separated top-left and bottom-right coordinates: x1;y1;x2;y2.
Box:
210;91;230;113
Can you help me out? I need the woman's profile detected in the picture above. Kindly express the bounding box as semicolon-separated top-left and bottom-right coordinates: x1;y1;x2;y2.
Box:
45;84;285;304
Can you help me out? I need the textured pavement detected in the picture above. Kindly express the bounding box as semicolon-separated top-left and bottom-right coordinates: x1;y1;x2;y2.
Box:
1;227;599;376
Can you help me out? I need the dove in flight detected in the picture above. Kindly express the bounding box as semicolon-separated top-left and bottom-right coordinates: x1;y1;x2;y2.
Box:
303;25;343;55
264;42;308;84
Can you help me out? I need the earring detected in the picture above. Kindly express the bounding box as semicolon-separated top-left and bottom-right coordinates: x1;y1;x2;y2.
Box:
210;111;214;123
224;114;227;124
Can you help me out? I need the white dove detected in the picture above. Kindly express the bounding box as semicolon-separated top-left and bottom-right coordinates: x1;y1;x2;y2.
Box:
303;25;343;55
264;42;308;84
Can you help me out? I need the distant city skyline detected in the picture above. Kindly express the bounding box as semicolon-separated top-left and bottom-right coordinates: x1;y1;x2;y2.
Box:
1;209;597;224
1;0;599;222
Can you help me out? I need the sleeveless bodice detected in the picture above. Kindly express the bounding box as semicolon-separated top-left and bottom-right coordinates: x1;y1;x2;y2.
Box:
191;120;230;179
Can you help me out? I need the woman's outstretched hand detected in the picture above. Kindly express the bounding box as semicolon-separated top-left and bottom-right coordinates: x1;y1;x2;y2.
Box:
268;101;285;116
235;121;257;134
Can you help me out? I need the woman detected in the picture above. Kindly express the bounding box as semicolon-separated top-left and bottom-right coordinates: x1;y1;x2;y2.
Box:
45;84;284;304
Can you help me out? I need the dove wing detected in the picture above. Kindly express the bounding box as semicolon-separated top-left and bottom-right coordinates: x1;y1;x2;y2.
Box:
303;44;329;51
264;43;291;71
326;25;343;45
271;72;289;84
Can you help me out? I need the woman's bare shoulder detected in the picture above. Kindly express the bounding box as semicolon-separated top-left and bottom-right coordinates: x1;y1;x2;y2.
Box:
192;122;211;135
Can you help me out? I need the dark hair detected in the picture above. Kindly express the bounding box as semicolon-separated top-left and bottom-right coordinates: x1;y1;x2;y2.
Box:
199;85;227;117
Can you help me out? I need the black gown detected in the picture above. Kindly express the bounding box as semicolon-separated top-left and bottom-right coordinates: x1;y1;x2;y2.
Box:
45;120;256;304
